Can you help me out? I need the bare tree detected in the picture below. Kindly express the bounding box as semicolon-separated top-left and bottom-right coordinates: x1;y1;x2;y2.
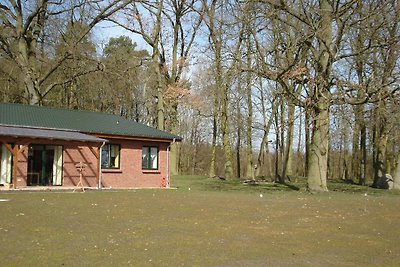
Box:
109;0;203;176
0;0;131;105
250;0;399;191
202;0;240;179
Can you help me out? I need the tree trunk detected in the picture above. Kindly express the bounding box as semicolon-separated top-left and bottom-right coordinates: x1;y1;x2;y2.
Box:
256;130;267;178
209;112;217;178
296;107;303;177
16;24;42;105
360;122;367;185
236;126;241;179
352;106;362;181
221;85;234;179
306;0;332;192
373;123;388;186
392;153;400;190
215;42;234;179
256;84;277;178
24;74;41;105
245;38;253;179
307;98;329;192
156;64;165;130
169;104;179;176
304;108;311;177
274;110;281;183
282;102;295;181
236;99;241;179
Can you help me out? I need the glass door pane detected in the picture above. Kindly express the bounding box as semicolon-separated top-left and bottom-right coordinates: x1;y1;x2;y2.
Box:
27;145;55;186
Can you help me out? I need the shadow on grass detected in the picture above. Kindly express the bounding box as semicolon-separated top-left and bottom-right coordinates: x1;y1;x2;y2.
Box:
172;175;302;193
281;182;300;191
172;175;400;196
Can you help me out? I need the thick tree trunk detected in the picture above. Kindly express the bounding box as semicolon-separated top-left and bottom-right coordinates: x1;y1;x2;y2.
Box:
18;48;41;105
156;67;165;130
245;39;253;179
307;98;329;192
24;75;41;105
370;7;397;186
352;106;362;181
296;108;303;177
221;86;234;179
256;130;267;178
306;0;332;192
189;118;199;175
373;126;388;186
215;43;234;179
372;99;390;187
360;123;367;185
170;143;180;175
169;104;179;176
282;102;295;181
393;153;400;190
245;94;253;179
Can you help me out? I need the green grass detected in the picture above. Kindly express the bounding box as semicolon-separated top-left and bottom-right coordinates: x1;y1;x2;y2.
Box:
0;176;400;266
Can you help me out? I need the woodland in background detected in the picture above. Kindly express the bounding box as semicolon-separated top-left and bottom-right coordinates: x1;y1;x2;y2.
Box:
0;0;399;192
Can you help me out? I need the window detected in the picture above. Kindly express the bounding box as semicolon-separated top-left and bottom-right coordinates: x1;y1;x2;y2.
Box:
101;144;120;169
142;146;158;170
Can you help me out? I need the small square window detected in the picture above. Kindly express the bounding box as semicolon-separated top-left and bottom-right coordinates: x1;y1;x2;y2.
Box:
142;146;158;170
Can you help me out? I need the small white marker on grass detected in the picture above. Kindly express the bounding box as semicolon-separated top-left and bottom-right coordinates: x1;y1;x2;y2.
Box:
0;199;10;202
259;194;263;198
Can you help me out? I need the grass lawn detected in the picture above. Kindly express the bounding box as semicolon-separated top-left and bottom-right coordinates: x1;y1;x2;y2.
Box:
0;176;400;266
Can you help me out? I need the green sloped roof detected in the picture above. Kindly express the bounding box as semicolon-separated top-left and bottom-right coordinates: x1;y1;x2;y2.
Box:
0;103;181;141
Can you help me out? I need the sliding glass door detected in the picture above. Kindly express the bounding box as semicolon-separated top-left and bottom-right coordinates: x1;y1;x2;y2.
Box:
0;145;12;185
27;145;62;186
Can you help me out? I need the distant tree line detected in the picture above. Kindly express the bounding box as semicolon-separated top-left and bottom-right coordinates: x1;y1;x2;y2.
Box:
1;0;399;192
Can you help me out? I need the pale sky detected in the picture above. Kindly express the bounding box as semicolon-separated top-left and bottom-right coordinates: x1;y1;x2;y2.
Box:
92;21;150;55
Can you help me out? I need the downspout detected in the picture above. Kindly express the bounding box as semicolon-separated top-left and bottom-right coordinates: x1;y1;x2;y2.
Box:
166;138;176;188
98;141;106;189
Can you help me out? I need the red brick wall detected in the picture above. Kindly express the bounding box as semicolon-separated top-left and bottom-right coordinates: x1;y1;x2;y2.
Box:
100;139;169;188
1;138;170;188
63;142;98;187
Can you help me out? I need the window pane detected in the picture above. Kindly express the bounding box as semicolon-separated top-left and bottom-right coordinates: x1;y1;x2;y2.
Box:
110;145;120;168
150;147;158;169
101;145;109;168
142;147;149;169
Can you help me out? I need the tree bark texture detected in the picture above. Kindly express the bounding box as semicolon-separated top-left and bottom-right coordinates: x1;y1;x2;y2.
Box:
306;0;332;192
307;98;329;192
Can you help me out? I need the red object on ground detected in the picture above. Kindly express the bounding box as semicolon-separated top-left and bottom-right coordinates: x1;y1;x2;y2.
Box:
161;177;166;188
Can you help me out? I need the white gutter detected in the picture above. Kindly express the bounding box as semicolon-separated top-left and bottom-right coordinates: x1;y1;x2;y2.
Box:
98;141;106;189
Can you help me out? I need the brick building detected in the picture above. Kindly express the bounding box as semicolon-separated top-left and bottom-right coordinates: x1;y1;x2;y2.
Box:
0;103;180;189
